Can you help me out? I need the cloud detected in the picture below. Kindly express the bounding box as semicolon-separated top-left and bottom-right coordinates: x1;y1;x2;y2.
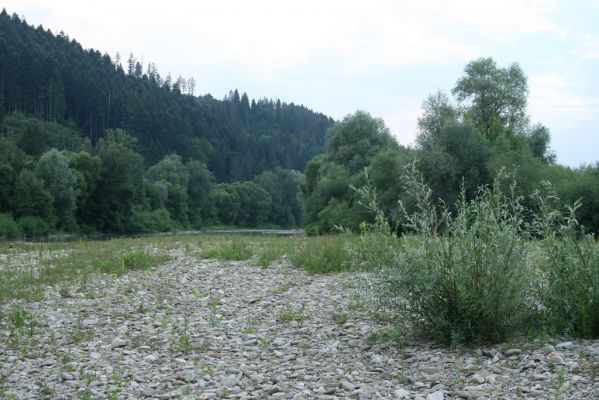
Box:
528;73;598;129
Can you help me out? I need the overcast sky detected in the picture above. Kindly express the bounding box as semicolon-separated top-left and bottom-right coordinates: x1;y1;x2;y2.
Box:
4;0;598;167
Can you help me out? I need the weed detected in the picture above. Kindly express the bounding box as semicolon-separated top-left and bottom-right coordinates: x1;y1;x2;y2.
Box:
277;305;308;323
272;283;295;295
334;313;349;325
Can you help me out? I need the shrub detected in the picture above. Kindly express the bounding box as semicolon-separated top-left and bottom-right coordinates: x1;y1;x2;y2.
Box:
370;168;534;343
532;186;599;338
0;213;22;239
18;216;51;237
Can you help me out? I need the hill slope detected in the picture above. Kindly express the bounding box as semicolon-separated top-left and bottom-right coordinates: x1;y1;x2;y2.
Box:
0;9;333;182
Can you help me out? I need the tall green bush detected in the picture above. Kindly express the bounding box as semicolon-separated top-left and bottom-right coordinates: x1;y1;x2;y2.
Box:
532;185;599;337
371;168;534;343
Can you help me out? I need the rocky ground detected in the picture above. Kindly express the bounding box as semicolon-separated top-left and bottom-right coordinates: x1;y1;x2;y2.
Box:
1;246;598;399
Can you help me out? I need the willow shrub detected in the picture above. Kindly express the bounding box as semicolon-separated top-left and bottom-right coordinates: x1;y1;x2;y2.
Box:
369;169;535;344
532;186;599;338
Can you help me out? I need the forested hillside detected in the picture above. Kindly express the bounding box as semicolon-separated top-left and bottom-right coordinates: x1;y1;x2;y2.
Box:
0;10;333;181
0;10;331;236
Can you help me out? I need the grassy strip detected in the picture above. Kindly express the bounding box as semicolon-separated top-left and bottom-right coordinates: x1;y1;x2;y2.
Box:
0;238;171;302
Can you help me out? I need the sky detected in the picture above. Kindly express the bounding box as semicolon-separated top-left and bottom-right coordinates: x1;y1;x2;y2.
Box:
4;0;598;167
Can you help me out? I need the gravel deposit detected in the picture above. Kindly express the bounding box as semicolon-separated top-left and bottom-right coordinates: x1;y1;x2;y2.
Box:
1;246;598;399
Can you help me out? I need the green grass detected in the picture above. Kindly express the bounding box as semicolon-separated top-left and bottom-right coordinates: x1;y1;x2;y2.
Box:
0;238;171;302
277;305;308;323
289;234;353;274
199;237;253;261
254;237;295;267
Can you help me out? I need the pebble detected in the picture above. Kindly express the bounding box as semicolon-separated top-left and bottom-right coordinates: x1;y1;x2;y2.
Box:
547;352;565;364
111;337;127;349
426;390;444;400
504;348;522;357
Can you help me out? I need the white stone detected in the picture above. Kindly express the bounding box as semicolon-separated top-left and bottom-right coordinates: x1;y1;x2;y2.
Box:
426;391;444;400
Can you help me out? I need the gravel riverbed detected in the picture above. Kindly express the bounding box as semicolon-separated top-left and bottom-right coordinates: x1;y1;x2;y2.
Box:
1;247;598;399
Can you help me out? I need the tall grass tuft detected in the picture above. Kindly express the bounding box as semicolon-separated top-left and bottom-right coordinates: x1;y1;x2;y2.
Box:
290;235;351;274
200;237;253;261
532;185;599;338
370;167;534;344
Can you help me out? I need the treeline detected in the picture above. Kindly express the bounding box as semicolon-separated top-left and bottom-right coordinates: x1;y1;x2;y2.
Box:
0;114;303;237
0;10;333;182
303;58;599;235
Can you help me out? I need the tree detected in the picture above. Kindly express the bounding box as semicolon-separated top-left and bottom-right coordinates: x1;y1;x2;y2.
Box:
35;148;78;229
527;123;556;164
66;151;102;228
453;58;528;138
417;91;458;148
325;111;394;174
13;169;54;222
90;129;144;232
417;121;493;206
186;160;214;227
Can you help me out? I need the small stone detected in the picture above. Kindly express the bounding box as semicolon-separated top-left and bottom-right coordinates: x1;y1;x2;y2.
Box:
111;337;127;349
527;390;544;398
470;373;485;384
82;319;97;329
61;372;74;381
371;354;385;364
539;345;555;355
267;385;282;395
144;354;157;362
221;375;238;388
394;388;410;399
42;358;56;367
556;341;574;350
426;391;444;400
504;348;522;357
456;391;486;399
486;375;496;384
199;393;217;400
547;352;565;364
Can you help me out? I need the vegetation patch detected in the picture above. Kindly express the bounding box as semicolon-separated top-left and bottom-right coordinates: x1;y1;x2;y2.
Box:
0;238;170;302
290;235;352;274
200;238;253;261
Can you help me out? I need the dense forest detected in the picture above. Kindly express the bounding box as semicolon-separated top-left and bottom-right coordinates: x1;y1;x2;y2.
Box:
0;10;330;236
302;58;599;235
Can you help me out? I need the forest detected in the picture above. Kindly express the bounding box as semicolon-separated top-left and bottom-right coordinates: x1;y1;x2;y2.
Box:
0;10;329;236
0;9;598;238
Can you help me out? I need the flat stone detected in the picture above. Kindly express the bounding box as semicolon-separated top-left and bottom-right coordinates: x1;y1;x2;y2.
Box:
456;391;486;399
556;341;574;350
470;373;485;384
547;352;565;364
426;391;444;400
111;337;127;349
221;375;238;388
504;348;522;357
